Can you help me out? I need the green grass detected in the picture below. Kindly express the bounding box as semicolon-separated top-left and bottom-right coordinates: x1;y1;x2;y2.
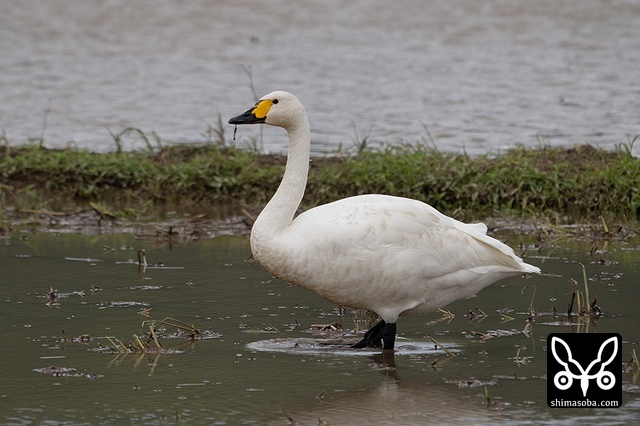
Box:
1;139;639;222
315;143;640;221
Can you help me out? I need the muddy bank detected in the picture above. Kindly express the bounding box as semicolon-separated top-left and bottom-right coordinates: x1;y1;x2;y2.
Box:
1;143;639;237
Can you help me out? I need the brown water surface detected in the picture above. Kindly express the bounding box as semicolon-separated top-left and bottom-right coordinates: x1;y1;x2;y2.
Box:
1;229;639;424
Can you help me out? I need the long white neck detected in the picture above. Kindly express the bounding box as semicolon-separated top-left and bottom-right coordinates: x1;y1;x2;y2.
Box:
251;117;311;244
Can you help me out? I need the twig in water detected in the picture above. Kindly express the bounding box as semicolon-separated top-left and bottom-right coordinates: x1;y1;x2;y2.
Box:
427;335;455;357
137;249;147;271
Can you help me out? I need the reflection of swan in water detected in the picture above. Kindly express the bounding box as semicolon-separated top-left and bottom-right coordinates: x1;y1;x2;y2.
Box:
230;91;540;351
265;356;489;425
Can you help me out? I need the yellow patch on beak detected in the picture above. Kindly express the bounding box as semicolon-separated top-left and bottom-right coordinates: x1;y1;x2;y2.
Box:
252;99;274;119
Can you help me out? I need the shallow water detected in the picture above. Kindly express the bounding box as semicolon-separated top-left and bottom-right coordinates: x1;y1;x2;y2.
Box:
1;229;640;424
1;0;639;155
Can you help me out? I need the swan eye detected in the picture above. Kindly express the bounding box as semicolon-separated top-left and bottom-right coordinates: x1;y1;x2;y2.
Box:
272;99;279;104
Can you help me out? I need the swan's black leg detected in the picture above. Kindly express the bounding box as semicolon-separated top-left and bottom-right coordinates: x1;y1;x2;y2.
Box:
351;319;387;349
381;322;397;351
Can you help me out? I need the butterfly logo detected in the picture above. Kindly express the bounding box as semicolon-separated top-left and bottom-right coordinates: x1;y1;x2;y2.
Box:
551;335;618;397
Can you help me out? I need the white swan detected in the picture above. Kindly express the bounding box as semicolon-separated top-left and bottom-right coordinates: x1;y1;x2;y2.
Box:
229;91;540;351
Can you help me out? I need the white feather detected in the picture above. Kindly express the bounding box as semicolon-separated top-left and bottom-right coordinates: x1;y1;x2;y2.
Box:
234;91;540;329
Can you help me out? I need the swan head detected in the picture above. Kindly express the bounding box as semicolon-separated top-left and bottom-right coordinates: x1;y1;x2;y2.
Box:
229;91;306;130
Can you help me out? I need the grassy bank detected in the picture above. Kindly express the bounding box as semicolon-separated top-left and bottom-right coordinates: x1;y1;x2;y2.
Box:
0;141;638;223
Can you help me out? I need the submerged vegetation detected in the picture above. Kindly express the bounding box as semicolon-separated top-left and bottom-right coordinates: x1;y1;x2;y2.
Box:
0;135;639;224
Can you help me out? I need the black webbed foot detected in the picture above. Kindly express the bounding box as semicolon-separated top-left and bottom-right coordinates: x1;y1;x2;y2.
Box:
351;320;396;351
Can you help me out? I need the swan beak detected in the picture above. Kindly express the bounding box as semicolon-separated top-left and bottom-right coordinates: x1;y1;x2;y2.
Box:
228;107;265;125
229;99;273;125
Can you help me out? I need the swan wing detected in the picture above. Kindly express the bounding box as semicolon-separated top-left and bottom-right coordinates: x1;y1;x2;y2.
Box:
290;194;526;273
